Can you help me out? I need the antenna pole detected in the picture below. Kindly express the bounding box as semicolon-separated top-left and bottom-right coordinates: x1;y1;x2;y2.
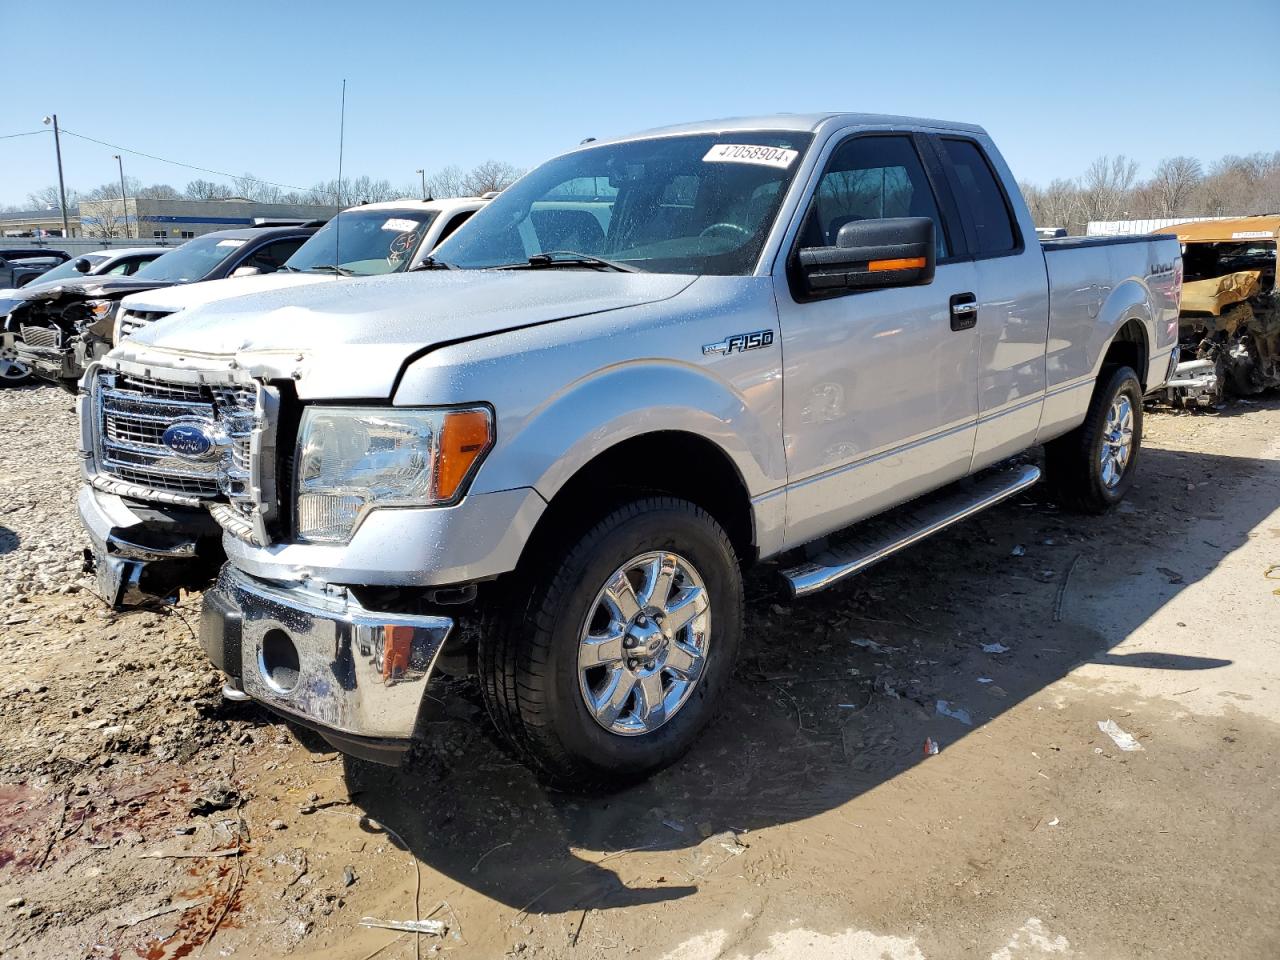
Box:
334;78;346;264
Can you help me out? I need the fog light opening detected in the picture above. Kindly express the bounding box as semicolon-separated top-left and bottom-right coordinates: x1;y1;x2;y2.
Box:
259;629;301;694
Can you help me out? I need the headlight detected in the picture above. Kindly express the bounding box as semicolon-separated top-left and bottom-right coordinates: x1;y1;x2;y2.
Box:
294;406;494;543
82;299;120;324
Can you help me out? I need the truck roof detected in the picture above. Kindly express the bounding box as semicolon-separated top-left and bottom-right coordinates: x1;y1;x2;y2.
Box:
582;113;987;149
345;197;488;214
1154;216;1280;242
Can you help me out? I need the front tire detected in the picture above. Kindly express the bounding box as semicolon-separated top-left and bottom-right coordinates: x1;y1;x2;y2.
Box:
0;338;33;387
479;497;743;789
1046;365;1143;513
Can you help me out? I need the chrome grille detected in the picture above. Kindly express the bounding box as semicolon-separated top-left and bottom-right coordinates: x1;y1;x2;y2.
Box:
19;325;59;349
116;309;173;340
93;371;257;503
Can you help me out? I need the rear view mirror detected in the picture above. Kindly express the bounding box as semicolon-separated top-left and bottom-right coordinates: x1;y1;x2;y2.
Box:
796;217;935;296
230;266;262;278
74;257;92;273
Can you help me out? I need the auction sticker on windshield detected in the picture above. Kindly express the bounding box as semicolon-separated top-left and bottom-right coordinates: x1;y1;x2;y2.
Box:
703;144;799;169
382;218;420;232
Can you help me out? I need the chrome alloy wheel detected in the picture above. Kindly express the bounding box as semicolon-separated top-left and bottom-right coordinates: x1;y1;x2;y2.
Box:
0;338;29;382
1100;394;1135;488
577;551;711;736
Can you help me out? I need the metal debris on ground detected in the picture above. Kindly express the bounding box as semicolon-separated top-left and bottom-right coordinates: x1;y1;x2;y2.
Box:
923;737;940;756
360;917;448;936
1097;719;1144;752
981;642;1010;654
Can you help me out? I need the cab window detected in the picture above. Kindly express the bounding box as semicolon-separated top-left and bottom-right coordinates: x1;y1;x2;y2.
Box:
800;135;949;259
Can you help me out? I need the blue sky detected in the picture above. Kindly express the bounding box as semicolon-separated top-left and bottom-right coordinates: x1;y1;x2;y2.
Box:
2;0;1277;206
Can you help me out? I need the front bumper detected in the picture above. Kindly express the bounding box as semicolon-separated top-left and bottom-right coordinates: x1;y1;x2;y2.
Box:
78;484;222;606
201;566;454;765
14;341;77;383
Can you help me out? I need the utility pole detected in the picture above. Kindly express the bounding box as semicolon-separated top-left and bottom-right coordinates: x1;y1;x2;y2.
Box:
42;114;71;238
416;168;426;201
113;154;129;238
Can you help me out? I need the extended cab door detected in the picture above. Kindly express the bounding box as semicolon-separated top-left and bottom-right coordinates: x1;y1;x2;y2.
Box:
930;135;1050;471
774;132;980;548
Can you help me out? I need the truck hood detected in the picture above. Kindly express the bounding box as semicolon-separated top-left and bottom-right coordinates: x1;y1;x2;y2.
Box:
112;269;696;399
120;271;335;313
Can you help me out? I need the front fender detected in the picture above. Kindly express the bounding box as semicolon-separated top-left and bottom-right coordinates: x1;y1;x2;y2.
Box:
493;359;780;503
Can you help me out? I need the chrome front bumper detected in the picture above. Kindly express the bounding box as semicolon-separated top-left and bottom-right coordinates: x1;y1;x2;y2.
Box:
200;566;454;762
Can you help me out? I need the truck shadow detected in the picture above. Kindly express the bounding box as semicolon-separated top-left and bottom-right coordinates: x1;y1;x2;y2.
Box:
335;425;1279;918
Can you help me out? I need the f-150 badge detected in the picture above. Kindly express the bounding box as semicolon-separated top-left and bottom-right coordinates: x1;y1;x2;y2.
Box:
703;329;775;356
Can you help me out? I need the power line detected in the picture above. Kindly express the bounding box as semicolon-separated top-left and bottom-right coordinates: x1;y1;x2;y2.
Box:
0;130;48;140
57;126;309;191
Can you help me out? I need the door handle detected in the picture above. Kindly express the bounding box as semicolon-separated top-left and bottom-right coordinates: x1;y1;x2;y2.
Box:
950;292;978;331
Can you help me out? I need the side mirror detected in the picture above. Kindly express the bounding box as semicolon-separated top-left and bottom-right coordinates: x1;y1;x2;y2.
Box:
74;257;92;273
796;217;935;296
230;265;262;278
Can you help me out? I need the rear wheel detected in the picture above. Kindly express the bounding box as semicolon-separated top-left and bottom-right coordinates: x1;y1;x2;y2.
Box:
479;497;743;789
1046;365;1143;513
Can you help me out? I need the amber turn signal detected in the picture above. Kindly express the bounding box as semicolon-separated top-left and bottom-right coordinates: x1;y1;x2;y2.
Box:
434;409;494;501
868;257;927;273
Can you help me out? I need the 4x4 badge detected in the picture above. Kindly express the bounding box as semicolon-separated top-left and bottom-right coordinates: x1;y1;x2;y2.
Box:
702;329;775;356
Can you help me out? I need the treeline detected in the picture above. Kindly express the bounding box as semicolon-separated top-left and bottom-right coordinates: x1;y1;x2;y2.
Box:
1020;151;1280;232
7;160;525;214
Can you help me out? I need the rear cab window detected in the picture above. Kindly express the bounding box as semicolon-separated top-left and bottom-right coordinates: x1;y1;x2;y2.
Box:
937;138;1020;257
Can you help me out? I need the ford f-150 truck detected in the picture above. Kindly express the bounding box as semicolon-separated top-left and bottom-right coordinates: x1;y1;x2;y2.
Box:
79;114;1181;787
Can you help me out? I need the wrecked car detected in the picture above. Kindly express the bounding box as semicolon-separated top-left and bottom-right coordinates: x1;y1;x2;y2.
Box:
1154;216;1278;404
7;223;319;391
1;246;166;386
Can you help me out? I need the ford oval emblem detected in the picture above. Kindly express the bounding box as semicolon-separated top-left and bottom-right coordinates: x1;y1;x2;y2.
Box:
162;422;216;459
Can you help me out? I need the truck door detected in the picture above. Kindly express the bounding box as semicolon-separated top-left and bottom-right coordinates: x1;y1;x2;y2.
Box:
932;136;1050;471
775;132;980;548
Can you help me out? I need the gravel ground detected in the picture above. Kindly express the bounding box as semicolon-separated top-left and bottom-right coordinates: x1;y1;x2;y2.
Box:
2;383;1279;960
0;386;89;605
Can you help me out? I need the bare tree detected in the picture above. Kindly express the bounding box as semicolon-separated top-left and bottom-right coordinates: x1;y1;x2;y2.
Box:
1149;156;1202;217
26;184;81;213
1078;155;1140;222
425;165;466;199
460;160;523;196
185;179;234;200
137;183;181;200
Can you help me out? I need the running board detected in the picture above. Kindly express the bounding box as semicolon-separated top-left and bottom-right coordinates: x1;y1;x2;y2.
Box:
781;463;1041;598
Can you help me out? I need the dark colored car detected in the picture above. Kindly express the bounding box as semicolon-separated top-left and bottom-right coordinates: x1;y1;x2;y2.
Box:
6;224;319;390
1;248;71;289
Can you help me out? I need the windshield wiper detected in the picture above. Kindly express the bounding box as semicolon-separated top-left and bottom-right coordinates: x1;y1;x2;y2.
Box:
306;264;355;276
497;251;640;273
408;256;453;272
280;264;301;273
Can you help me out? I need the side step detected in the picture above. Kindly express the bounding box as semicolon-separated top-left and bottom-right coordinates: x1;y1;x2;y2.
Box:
781;463;1041;598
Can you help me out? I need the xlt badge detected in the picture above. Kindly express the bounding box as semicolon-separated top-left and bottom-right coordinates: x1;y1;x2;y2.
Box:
703;329;775;356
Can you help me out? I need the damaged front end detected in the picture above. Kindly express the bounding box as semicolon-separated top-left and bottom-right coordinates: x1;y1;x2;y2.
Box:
1159;228;1279;406
8;287;121;391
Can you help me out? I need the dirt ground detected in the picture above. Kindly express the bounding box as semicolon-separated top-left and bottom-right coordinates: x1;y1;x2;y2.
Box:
1;384;1278;960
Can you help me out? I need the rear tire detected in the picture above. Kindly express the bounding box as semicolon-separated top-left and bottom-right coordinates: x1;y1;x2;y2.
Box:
479;497;743;790
1046;365;1143;513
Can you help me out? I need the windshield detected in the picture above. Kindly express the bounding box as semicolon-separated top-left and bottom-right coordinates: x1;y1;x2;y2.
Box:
285;209;437;276
133;235;245;283
23;254;110;286
434;132;813;275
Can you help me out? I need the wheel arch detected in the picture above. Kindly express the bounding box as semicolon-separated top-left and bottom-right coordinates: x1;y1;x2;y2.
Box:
515;430;759;575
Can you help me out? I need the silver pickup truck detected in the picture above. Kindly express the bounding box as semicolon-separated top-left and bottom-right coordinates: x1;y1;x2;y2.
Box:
79;113;1181;786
